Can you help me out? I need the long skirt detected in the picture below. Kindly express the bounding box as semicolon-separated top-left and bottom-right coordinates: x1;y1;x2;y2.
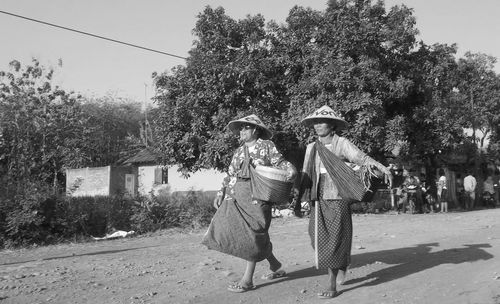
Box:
201;180;273;262
308;177;352;269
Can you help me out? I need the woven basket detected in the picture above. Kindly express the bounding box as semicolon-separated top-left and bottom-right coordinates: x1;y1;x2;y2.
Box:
254;166;289;182
251;166;292;204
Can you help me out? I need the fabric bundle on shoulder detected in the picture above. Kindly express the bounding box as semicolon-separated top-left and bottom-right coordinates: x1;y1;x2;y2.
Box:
301;141;371;202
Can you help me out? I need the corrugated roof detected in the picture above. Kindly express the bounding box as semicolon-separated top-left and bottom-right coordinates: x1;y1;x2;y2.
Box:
124;148;158;164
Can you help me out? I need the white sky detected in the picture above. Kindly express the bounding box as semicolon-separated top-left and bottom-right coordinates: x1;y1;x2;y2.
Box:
1;0;499;102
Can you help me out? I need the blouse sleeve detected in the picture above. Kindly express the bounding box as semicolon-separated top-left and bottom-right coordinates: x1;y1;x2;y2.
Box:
339;137;370;166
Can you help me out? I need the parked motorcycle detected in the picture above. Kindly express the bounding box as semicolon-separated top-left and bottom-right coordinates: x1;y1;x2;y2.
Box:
482;191;496;208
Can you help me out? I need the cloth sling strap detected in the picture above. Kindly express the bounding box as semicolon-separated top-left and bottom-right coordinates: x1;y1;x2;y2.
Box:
238;145;252;179
301;140;369;202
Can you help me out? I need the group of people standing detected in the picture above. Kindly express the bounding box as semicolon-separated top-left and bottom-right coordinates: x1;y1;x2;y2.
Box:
457;171;498;210
392;169;445;214
395;167;498;214
202;105;392;299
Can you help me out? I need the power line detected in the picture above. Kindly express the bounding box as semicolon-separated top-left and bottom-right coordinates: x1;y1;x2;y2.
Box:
0;10;187;60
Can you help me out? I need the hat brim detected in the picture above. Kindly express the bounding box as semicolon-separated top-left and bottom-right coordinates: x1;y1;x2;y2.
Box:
227;121;273;140
301;117;348;130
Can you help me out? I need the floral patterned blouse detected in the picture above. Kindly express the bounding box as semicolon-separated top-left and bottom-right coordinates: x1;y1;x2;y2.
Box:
221;138;295;200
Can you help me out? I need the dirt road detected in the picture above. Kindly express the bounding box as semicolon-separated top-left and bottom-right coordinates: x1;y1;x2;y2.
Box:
1;208;500;304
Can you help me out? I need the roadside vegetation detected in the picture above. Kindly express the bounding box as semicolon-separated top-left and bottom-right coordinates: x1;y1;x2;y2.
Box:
1;0;500;249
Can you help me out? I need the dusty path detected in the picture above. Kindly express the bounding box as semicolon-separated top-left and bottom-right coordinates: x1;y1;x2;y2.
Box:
1;209;500;304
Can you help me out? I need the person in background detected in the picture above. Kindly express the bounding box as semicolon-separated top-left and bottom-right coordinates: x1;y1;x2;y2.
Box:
483;175;495;208
402;170;421;214
455;173;465;210
463;171;477;211
426;175;438;212
391;168;405;211
437;169;448;212
493;170;500;206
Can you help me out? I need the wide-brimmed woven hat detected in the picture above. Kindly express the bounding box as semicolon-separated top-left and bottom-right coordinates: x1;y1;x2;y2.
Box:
227;114;273;140
301;105;348;130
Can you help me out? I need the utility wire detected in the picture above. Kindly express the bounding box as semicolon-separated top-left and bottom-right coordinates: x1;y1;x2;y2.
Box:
0;10;187;60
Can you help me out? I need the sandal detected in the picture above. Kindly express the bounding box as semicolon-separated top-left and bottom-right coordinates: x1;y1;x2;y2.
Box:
317;290;340;299
261;269;286;280
227;283;256;293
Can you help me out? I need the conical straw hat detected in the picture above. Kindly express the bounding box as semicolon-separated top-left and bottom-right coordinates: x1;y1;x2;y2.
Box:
227;114;273;140
301;105;348;129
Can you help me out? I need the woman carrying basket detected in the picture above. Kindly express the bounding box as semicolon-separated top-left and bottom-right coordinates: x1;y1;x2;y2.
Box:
202;114;296;293
297;105;392;299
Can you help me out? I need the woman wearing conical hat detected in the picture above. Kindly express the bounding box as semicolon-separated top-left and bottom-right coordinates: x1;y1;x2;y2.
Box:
202;114;297;293
297;105;392;299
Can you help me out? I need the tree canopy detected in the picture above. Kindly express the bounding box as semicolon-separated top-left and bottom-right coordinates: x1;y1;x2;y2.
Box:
153;0;500;173
0;59;146;194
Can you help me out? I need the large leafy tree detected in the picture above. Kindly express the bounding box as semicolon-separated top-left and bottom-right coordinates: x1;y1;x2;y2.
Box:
79;95;145;166
153;6;287;172
0;59;145;194
153;0;497;174
0;59;89;192
455;53;499;149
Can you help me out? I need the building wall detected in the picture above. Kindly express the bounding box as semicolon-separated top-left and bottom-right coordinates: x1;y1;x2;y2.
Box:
167;165;225;192
110;166;134;195
66;166;111;197
78;164;227;197
137;165;158;196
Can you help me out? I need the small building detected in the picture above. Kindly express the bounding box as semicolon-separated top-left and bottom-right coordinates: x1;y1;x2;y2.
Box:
122;148;226;197
65;165;133;197
66;148;227;198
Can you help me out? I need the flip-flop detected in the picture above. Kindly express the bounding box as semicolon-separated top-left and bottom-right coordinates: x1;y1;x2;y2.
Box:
317;290;340;299
227;283;256;293
261;269;286;280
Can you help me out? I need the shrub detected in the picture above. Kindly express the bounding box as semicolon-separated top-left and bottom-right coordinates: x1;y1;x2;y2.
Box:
0;185;217;249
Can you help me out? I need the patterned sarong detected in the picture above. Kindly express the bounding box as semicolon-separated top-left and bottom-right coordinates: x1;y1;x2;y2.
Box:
308;174;352;269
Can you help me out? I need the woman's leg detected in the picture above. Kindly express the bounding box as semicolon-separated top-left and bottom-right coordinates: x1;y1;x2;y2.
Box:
260;253;286;280
240;261;256;287
266;253;282;272
337;266;347;285
228;260;256;292
318;267;341;298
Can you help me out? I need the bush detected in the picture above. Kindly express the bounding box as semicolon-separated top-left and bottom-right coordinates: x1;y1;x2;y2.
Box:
0;185;216;249
130;190;216;233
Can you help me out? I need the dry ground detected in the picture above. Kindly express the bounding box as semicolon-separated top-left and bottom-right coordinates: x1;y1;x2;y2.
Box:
1;208;500;304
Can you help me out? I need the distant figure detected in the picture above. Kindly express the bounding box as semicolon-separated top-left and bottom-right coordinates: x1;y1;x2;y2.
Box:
402;171;421;214
425;175;438;212
437;169;448;212
455;174;465;209
483;176;495;208
493;170;500;206
463;171;477;210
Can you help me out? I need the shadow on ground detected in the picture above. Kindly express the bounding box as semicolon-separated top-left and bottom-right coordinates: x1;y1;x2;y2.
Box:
0;244;164;266
260;242;493;290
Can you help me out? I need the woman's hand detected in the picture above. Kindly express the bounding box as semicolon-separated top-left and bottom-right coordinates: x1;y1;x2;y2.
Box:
285;166;298;182
213;189;225;209
213;196;222;209
253;159;265;166
371;163;393;188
